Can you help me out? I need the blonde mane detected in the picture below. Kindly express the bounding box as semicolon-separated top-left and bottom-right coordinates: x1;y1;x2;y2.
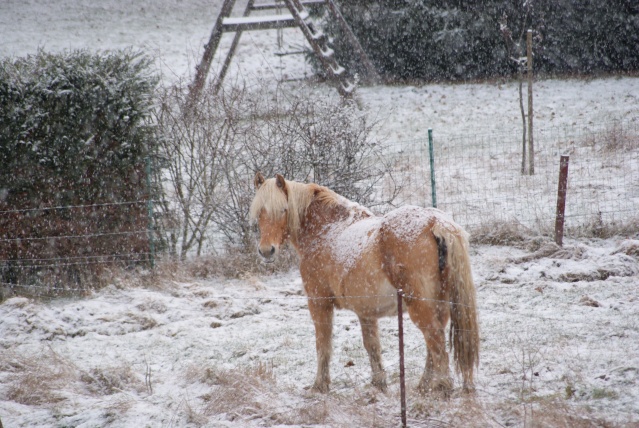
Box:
249;177;340;239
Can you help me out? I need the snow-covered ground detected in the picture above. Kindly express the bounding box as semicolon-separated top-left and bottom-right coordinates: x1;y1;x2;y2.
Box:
1;240;638;427
1;1;638;427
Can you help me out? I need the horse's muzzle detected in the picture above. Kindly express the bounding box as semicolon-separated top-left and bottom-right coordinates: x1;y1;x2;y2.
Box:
258;245;277;262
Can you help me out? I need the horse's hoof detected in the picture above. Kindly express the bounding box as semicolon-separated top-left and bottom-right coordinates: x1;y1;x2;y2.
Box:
417;377;453;397
462;382;476;394
372;378;387;393
311;382;330;393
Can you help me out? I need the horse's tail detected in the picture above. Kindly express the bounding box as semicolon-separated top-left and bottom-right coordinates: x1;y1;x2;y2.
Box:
432;219;479;390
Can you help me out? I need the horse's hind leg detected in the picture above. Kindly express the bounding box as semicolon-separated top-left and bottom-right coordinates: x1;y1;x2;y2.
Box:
308;298;334;393
358;316;387;392
406;299;452;394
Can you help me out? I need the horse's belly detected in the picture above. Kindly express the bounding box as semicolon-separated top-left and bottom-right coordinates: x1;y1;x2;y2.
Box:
336;276;398;318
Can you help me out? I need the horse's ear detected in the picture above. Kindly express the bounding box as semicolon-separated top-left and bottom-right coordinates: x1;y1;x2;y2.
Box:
254;172;265;189
275;174;288;194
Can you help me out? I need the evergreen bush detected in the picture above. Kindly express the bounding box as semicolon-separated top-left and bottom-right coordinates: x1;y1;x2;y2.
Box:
321;0;639;82
0;49;158;293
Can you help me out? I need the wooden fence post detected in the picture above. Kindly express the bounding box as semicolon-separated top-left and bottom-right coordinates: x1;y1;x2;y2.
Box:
527;29;534;175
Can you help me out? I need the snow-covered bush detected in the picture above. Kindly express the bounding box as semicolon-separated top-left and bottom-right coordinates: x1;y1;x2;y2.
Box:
321;0;639;81
0;49;158;292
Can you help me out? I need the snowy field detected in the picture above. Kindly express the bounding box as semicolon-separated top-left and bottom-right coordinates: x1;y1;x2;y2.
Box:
1;0;639;427
1;241;638;427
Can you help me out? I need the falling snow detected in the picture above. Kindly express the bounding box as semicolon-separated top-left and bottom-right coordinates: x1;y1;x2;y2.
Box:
1;0;638;426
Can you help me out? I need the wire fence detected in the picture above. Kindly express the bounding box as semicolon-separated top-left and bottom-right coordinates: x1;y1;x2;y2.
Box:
0;199;156;296
2;117;638;295
382;117;639;239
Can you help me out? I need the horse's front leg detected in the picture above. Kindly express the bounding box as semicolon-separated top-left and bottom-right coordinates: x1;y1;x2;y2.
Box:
359;316;387;392
308;297;334;393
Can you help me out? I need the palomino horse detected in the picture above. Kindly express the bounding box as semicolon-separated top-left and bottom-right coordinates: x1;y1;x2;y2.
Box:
250;173;479;393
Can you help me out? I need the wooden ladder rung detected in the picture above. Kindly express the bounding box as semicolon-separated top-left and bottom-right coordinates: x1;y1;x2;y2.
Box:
221;11;308;32
251;0;324;11
329;63;345;76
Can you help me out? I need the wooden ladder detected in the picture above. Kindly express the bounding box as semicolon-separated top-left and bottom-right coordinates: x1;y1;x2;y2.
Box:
188;0;378;104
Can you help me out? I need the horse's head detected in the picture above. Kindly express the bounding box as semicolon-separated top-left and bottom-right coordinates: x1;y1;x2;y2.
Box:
250;172;290;261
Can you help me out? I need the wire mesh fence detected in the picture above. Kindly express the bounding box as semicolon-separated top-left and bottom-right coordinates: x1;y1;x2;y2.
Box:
2;117;638;296
381;117;639;239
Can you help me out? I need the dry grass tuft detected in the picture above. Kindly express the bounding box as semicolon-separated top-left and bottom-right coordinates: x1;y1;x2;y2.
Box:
182;362;391;426
470;221;535;246
522;397;620;428
183;362;277;423
613;239;639;258
294;400;332;425
274;393;390;427
592;121;639;153
571;215;639;239
406;393;623;428
124;311;158;330
1;347;77;406
80;364;144;396
196;363;277;420
0;346;145;411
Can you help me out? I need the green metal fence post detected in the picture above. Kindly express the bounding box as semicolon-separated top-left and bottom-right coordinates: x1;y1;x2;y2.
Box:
428;128;437;208
145;156;156;269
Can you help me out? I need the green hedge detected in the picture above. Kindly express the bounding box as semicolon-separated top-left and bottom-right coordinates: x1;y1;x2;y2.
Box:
0;49;158;290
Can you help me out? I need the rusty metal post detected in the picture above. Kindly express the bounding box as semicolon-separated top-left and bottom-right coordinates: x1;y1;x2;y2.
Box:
555;155;570;246
397;288;407;428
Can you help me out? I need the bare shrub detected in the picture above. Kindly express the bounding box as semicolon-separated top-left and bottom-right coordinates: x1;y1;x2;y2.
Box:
154;80;401;259
153;79;234;259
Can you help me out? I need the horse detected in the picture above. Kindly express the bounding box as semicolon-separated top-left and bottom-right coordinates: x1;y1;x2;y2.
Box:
249;173;479;394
